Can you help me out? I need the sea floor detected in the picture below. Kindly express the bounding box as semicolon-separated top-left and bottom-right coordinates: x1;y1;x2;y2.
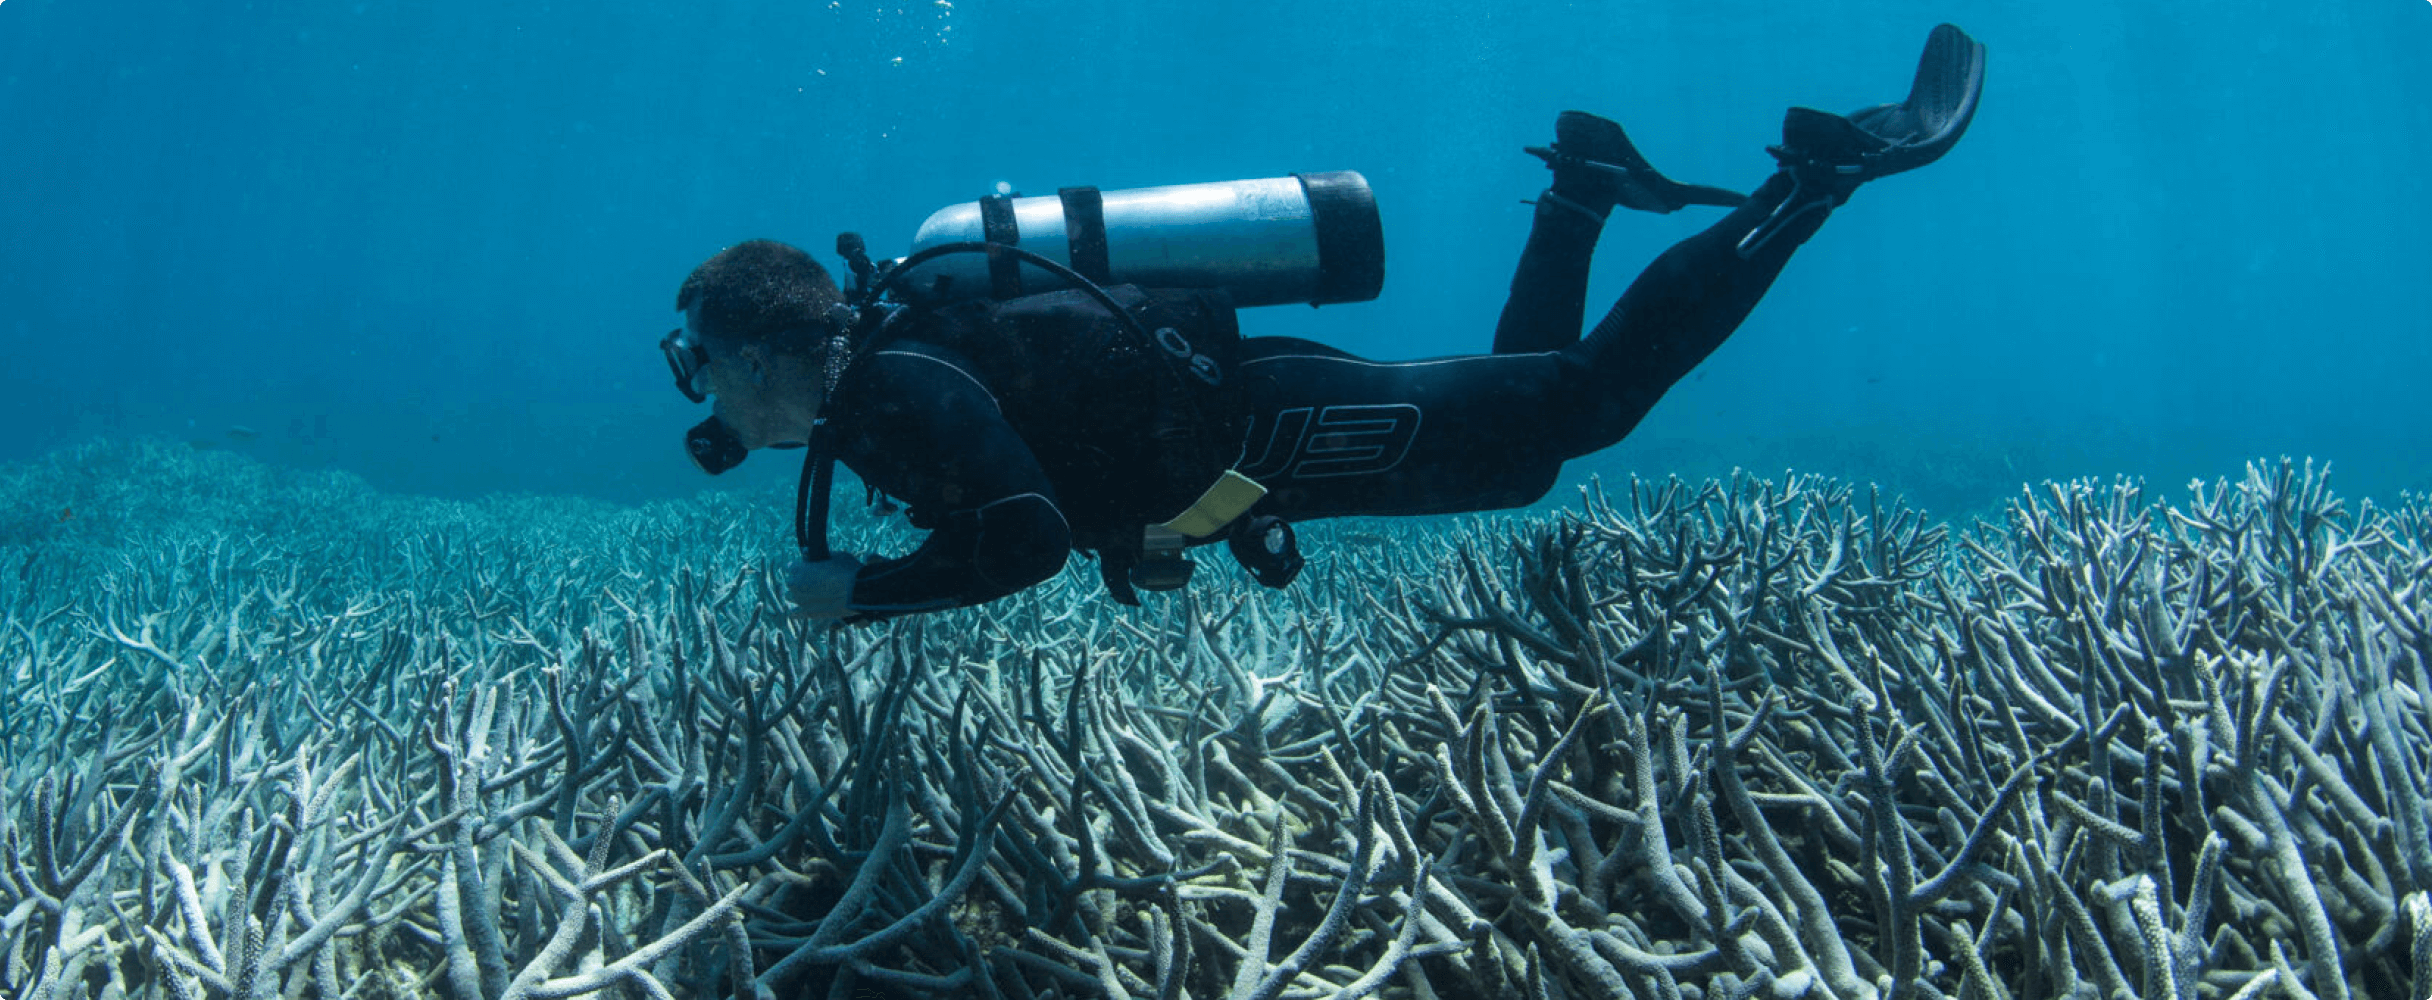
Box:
3;440;2425;1000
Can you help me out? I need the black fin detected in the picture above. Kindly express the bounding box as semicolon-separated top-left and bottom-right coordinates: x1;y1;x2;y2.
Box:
1527;111;1748;215
1777;23;1987;183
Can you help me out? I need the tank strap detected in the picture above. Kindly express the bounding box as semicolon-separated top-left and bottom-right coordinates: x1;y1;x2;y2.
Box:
979;194;1024;299
1057;186;1112;286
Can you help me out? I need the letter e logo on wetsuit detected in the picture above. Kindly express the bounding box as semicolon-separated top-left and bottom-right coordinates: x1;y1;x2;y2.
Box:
1238;404;1421;480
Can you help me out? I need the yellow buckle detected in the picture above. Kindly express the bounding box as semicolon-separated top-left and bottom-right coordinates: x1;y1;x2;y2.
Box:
1159;470;1267;539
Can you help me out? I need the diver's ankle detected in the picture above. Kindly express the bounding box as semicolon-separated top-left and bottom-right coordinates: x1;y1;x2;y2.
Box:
1733;167;1840;259
1537;189;1612;224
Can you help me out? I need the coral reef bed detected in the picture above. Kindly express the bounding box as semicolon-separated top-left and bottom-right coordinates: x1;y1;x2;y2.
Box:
3;441;2429;1000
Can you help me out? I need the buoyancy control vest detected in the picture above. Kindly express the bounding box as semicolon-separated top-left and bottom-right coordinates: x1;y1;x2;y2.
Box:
767;173;1381;609
884;283;1301;605
904;284;1250;542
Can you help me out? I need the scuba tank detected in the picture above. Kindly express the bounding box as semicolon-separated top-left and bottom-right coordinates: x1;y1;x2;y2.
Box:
891;172;1384;308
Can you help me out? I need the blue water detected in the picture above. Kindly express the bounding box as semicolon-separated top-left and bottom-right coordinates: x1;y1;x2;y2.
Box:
4;0;2427;513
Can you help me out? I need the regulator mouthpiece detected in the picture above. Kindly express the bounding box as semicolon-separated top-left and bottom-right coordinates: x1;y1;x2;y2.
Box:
686;416;747;475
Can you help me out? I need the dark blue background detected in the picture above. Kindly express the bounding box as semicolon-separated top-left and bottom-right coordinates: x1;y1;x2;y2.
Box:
5;0;2427;514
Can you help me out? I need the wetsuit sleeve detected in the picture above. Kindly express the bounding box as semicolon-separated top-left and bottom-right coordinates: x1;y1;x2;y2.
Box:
839;352;1074;618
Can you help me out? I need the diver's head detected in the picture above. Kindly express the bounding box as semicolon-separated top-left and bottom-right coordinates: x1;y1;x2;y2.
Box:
670;239;844;452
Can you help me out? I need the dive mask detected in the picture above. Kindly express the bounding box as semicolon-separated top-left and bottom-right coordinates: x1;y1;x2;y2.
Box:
660;327;710;403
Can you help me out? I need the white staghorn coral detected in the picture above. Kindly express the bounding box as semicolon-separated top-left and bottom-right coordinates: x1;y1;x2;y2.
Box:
0;444;2426;999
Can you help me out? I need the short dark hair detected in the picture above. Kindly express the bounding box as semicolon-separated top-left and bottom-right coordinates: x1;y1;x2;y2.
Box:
675;239;842;358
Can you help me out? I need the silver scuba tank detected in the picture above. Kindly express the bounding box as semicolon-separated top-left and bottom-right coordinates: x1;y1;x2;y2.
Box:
892;171;1384;308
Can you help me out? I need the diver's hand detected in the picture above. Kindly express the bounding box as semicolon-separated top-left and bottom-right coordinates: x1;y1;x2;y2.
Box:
783;556;864;621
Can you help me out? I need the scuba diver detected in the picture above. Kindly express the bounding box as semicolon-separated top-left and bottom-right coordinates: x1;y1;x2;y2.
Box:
660;25;1986;622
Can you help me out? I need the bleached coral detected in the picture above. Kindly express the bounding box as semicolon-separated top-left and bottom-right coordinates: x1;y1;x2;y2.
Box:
1;443;2426;999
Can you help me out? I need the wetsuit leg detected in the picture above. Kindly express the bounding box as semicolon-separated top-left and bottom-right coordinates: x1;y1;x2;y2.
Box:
1237;168;1827;522
1234;337;1572;520
1551;168;1824;458
1491;195;1607;355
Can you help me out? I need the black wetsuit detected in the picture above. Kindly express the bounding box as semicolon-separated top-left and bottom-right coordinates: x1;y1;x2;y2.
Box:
825;171;1826;618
